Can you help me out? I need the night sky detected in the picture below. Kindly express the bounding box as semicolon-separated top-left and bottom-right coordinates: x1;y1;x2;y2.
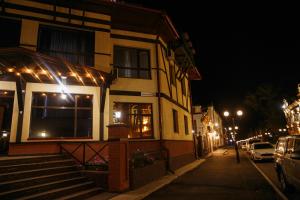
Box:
124;1;300;136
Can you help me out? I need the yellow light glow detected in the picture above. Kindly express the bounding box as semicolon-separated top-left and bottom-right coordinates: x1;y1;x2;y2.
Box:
16;72;20;76
7;68;14;72
25;68;32;73
237;110;243;116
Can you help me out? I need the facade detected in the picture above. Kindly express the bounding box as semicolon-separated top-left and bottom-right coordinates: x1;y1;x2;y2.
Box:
0;0;200;172
193;105;224;157
282;84;300;135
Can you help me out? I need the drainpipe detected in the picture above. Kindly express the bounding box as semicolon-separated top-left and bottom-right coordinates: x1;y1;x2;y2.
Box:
155;35;174;174
155;35;163;146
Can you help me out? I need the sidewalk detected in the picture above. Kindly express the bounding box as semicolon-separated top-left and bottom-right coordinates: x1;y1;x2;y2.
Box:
88;158;205;200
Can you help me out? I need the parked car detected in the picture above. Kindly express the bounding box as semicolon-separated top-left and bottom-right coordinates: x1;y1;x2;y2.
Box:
246;139;262;154
250;142;274;161
274;135;300;192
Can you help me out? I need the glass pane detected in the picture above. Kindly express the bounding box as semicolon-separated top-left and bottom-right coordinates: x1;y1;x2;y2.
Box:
0;18;21;47
139;70;150;79
32;93;75;107
0;91;14;132
140;104;152;114
77;95;93;107
141;115;152;138
30;108;75;138
76;110;92;137
139;51;149;69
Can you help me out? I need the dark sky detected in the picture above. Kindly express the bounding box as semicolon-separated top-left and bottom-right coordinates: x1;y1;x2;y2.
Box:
124;1;299;106
123;1;300;136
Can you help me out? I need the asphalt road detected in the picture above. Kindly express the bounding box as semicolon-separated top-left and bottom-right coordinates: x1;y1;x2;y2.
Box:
251;156;300;200
144;148;280;200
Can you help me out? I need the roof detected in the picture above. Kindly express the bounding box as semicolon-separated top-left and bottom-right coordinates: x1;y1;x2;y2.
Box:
37;0;179;42
0;47;109;86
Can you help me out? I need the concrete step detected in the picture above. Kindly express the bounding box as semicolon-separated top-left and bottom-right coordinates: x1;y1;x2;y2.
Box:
56;187;103;200
0;155;67;166
0;165;78;182
0;159;75;174
0;176;87;199
18;181;96;200
0;171;81;193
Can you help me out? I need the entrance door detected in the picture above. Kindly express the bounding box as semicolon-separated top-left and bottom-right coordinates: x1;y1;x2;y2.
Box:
0;90;15;155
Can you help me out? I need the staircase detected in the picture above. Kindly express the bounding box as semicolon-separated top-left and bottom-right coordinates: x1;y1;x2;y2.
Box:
0;155;104;200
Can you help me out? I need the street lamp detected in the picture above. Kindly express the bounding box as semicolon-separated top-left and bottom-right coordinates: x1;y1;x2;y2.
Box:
223;110;243;140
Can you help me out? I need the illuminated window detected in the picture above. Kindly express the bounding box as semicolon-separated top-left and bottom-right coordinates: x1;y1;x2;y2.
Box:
30;92;93;138
113;103;153;139
114;46;150;79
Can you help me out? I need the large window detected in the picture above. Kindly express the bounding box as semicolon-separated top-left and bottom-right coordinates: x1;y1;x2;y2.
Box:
38;26;94;66
113;103;153;139
0;18;21;48
114;46;150;79
172;109;179;133
30;92;93;138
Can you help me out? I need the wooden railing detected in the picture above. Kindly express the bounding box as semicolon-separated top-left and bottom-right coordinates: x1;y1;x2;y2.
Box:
58;142;108;168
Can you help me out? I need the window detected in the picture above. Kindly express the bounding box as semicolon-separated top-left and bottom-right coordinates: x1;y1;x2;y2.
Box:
38;26;94;66
0;18;21;47
114;46;150;79
0;90;14;132
172;109;178;133
181;78;186;95
30;92;93;138
294;139;300;153
184;115;189;135
113;103;153;139
169;65;176;86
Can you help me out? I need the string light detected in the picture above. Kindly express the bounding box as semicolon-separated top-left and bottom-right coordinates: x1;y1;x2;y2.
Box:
25;68;32;73
7;68;14;72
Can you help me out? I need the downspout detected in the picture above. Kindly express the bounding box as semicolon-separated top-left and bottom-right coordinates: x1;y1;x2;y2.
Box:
155;35;163;147
155;35;173;174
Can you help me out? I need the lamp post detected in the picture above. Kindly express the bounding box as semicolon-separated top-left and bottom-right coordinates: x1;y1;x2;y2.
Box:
223;110;243;163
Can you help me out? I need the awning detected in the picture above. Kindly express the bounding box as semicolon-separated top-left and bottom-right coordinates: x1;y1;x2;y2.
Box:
0;47;110;86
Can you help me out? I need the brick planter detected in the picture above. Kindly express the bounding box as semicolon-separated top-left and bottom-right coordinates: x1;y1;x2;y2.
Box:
130;160;166;189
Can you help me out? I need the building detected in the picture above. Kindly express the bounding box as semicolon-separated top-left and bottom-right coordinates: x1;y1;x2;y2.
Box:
282;84;300;135
0;0;201;191
193;105;224;157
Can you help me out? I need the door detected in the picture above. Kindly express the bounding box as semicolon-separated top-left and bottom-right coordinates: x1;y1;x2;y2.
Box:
0;90;15;155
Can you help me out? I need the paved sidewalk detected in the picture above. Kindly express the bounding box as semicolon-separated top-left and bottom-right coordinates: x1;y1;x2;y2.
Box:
109;159;205;200
144;148;280;200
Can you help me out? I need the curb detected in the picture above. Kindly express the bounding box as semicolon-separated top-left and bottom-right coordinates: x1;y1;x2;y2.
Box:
109;159;205;200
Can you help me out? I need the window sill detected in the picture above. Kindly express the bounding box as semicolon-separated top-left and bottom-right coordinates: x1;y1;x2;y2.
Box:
28;136;93;140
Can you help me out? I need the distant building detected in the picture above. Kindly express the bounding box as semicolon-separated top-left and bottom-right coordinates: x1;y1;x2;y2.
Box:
282;84;300;135
193;105;224;157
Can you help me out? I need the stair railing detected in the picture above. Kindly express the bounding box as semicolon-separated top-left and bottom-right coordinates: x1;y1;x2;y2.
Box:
58;142;108;168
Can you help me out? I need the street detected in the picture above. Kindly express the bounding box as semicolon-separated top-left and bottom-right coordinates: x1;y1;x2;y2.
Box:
252;156;300;200
145;148;281;200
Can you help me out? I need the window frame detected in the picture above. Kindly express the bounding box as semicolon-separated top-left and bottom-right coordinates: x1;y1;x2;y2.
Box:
172;109;179;133
169;64;176;86
184;115;189;135
29;92;93;139
114;102;154;139
37;25;95;67
113;46;151;79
